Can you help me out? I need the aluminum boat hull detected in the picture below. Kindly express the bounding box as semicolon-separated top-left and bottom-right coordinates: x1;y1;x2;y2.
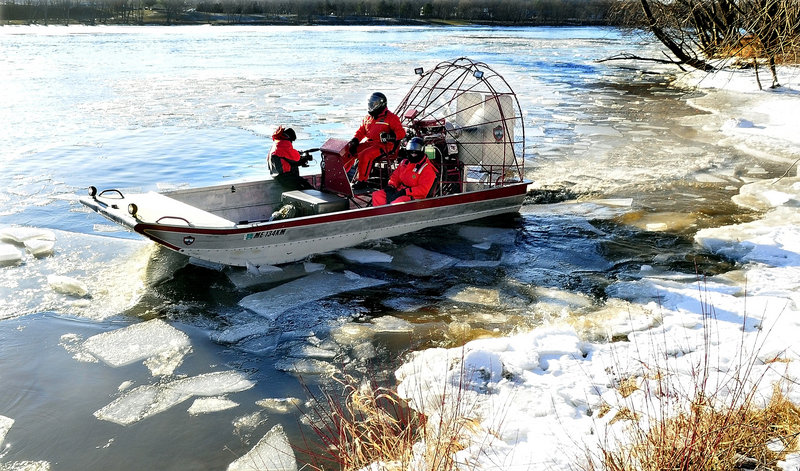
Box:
80;179;528;267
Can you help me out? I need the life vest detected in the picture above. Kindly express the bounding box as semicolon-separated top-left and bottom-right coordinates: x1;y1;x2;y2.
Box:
268;139;302;177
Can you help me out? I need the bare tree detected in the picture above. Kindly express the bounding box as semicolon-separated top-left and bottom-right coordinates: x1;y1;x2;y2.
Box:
615;0;799;87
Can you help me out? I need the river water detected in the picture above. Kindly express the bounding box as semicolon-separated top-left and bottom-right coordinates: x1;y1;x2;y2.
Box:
0;25;783;469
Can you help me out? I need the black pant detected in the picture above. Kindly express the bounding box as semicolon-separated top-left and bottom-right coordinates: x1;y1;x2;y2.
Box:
275;173;313;192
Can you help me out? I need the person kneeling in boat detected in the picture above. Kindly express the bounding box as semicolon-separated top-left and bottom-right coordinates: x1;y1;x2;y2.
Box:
268;125;313;192
346;92;406;191
372;137;437;206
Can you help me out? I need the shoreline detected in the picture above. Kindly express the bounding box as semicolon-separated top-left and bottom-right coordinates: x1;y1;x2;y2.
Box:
394;66;800;470
0;15;615;28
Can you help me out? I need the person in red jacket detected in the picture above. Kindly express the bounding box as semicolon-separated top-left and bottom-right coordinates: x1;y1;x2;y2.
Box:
372;137;438;206
268;126;313;192
346;92;407;190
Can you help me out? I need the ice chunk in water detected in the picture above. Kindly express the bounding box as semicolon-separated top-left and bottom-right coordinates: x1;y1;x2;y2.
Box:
82;319;190;368
256;397;301;413
274;357;337;376
239;271;386;320
24;238;54;258
1;415;14;447
0;243;23;266
227;263;308;290
246;261;283;275
371;316;415;333
457;226;517;246
227;424;297;471
95;371;254;425
187;397;239;415
389;245;457;276
338;248;393;264
0;461;51;470
303;262;325;272
95;384;186;425
0;226;55;244
143;345;192;377
446;286;501;307
47;274;89;297
381;296;429;312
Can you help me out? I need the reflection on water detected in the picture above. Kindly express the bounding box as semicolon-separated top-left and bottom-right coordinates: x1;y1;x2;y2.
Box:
0;25;774;469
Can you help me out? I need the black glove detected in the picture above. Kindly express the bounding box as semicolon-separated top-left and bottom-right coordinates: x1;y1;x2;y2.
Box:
348;138;359;155
384;185;401;201
379;130;396;143
299;154;311;167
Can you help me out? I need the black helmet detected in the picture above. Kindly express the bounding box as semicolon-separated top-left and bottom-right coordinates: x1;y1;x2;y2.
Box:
272;125;296;142
367;92;387;117
405;137;425;163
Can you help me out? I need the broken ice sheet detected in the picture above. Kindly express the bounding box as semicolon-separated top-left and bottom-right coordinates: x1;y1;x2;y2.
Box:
233;410;269;442
95;371;254;425
370;315;415;333
380;296;430;312
0;226;55;244
273;357;337;376
445;286;501;307
337;248;393;264
388;245;457;276
1;415;14;447
227;424;297;471
81;319;191;372
187;397;239;415
457;225;517;246
255;397;301;414
227;262;309;290
47;274;89;298
0;461;51;470
0;243;24;266
239;271;386;320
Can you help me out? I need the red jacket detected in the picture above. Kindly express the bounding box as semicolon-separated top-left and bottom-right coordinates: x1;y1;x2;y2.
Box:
354;109;406;151
268;139;302;176
388;157;438;200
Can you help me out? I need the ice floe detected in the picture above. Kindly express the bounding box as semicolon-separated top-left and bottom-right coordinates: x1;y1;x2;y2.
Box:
23;238;54;258
81;319;191;373
0;461;51;471
337;248;393;264
229;263;309;289
238;270;386;320
1;229;152;321
0;227;55;244
388;245;457;276
457;225;517;246
255;397;301;414
95;371;254;425
47;274;89;298
0;243;23;266
0;415;13;448
187;397;239;415
227;424;297;471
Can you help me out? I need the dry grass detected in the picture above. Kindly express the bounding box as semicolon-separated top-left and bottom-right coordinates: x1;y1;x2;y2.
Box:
595;384;800;470
583;284;800;471
298;373;481;471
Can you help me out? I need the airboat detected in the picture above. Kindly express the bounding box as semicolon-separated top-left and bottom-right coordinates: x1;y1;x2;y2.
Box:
80;58;530;267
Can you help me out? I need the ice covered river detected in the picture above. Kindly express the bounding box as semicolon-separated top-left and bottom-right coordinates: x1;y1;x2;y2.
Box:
0;25;791;469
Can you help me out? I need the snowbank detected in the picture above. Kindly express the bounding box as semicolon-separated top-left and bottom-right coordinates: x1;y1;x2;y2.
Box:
394;66;800;470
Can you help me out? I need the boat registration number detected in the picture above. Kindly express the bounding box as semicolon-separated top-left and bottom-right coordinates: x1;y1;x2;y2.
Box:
244;229;286;240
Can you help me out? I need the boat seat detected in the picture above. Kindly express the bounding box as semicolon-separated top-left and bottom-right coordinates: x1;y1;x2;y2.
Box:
130;191;236;228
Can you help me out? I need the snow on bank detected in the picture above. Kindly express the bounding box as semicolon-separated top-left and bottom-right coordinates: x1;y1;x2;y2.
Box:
677;65;800;165
395;66;800;470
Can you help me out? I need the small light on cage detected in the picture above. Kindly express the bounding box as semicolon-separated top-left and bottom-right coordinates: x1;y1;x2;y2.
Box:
473;69;484;79
414;67;424;75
